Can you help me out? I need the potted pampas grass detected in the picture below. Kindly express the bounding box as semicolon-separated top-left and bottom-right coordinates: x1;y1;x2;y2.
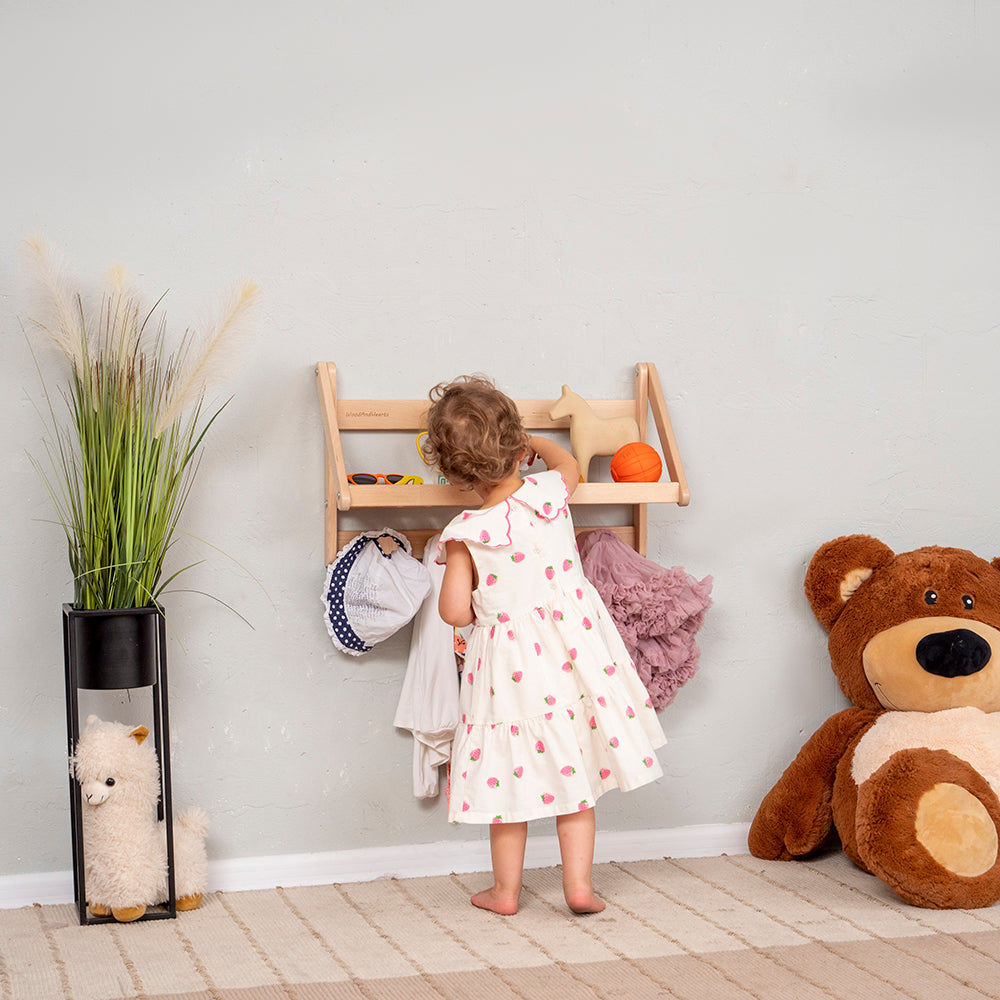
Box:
25;240;258;925
26;239;259;688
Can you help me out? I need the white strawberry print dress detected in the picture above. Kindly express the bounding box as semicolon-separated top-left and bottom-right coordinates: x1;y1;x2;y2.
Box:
438;470;666;825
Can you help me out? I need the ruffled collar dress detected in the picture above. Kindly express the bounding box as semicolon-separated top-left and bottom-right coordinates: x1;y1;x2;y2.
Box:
438;470;666;825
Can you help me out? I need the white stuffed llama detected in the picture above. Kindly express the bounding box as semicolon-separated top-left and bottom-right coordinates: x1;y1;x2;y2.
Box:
72;714;209;921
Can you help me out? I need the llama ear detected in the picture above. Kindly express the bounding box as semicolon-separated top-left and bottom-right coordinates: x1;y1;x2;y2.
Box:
129;725;149;746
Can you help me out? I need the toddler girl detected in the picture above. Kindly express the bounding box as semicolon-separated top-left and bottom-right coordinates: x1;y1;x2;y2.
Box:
424;375;666;915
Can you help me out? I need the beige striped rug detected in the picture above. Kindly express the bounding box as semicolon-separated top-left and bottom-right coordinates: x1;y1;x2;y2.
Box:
4;852;1000;999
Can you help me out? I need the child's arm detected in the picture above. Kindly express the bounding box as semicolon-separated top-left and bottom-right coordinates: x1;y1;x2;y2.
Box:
439;540;476;627
527;435;581;498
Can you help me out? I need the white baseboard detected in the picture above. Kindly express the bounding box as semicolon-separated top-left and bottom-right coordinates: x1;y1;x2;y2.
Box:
0;822;750;909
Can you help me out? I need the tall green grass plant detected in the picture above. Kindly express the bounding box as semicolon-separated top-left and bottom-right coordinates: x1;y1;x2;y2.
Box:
27;241;258;610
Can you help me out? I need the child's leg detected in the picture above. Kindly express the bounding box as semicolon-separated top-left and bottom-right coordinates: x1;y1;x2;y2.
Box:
556;808;606;913
471;821;527;914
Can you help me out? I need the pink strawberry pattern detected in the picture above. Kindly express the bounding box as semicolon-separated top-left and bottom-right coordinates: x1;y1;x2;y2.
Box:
436;469;665;825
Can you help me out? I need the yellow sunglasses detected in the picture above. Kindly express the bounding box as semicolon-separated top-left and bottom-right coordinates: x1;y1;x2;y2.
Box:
347;473;424;485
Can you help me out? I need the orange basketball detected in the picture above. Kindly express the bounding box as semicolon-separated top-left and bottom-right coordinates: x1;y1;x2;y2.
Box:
611;442;662;483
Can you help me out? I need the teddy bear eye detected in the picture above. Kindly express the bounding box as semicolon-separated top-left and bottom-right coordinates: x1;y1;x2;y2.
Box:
963;594;975;609
105;777;115;787
924;590;938;605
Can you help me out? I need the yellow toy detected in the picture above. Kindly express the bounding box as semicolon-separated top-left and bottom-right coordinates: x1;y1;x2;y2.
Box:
548;385;640;483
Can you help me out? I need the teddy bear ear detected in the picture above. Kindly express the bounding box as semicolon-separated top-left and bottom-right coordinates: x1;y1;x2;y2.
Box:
129;725;149;746
804;534;896;631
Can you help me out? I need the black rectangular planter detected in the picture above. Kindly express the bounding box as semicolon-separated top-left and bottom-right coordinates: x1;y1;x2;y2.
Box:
65;606;160;690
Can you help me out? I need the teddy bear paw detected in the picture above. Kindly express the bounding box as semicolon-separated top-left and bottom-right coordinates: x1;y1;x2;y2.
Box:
176;893;203;911
857;747;1000;909
110;905;147;922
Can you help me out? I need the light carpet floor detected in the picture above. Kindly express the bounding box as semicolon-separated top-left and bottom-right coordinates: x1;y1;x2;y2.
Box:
4;852;1000;1000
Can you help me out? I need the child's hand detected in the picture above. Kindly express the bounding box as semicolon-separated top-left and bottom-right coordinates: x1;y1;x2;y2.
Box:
527;436;580;496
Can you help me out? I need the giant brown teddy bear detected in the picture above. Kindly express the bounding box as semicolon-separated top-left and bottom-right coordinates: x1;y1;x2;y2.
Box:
749;534;1000;908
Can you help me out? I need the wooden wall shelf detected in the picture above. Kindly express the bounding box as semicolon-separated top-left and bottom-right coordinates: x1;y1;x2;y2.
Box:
316;362;690;562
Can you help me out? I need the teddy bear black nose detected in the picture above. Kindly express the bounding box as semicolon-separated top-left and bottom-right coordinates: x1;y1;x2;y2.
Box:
915;628;991;677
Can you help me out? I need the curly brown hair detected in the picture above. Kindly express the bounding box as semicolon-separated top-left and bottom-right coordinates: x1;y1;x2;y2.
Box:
422;375;527;489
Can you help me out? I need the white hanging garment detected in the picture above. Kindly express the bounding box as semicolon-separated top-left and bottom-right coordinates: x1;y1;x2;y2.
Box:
394;534;462;798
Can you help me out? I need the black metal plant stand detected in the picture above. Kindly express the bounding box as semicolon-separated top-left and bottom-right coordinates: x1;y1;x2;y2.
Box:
63;604;177;925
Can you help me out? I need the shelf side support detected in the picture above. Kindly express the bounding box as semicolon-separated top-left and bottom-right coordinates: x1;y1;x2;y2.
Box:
633;363;651;556
315;362;353;565
646;362;690;507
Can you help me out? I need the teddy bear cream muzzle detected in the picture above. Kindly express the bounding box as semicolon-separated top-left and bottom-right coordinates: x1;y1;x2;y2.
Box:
863;616;1000;713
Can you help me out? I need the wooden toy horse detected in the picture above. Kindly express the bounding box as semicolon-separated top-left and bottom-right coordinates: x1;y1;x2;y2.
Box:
548;385;639;482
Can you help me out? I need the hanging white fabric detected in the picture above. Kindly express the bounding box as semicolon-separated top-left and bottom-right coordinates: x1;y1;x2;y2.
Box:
394;534;463;798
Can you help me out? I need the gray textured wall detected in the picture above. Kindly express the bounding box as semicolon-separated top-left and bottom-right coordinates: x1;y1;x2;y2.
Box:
3;0;998;879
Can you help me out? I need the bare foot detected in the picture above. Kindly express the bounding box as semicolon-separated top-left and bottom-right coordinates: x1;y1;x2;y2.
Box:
471;886;520;915
565;887;606;914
